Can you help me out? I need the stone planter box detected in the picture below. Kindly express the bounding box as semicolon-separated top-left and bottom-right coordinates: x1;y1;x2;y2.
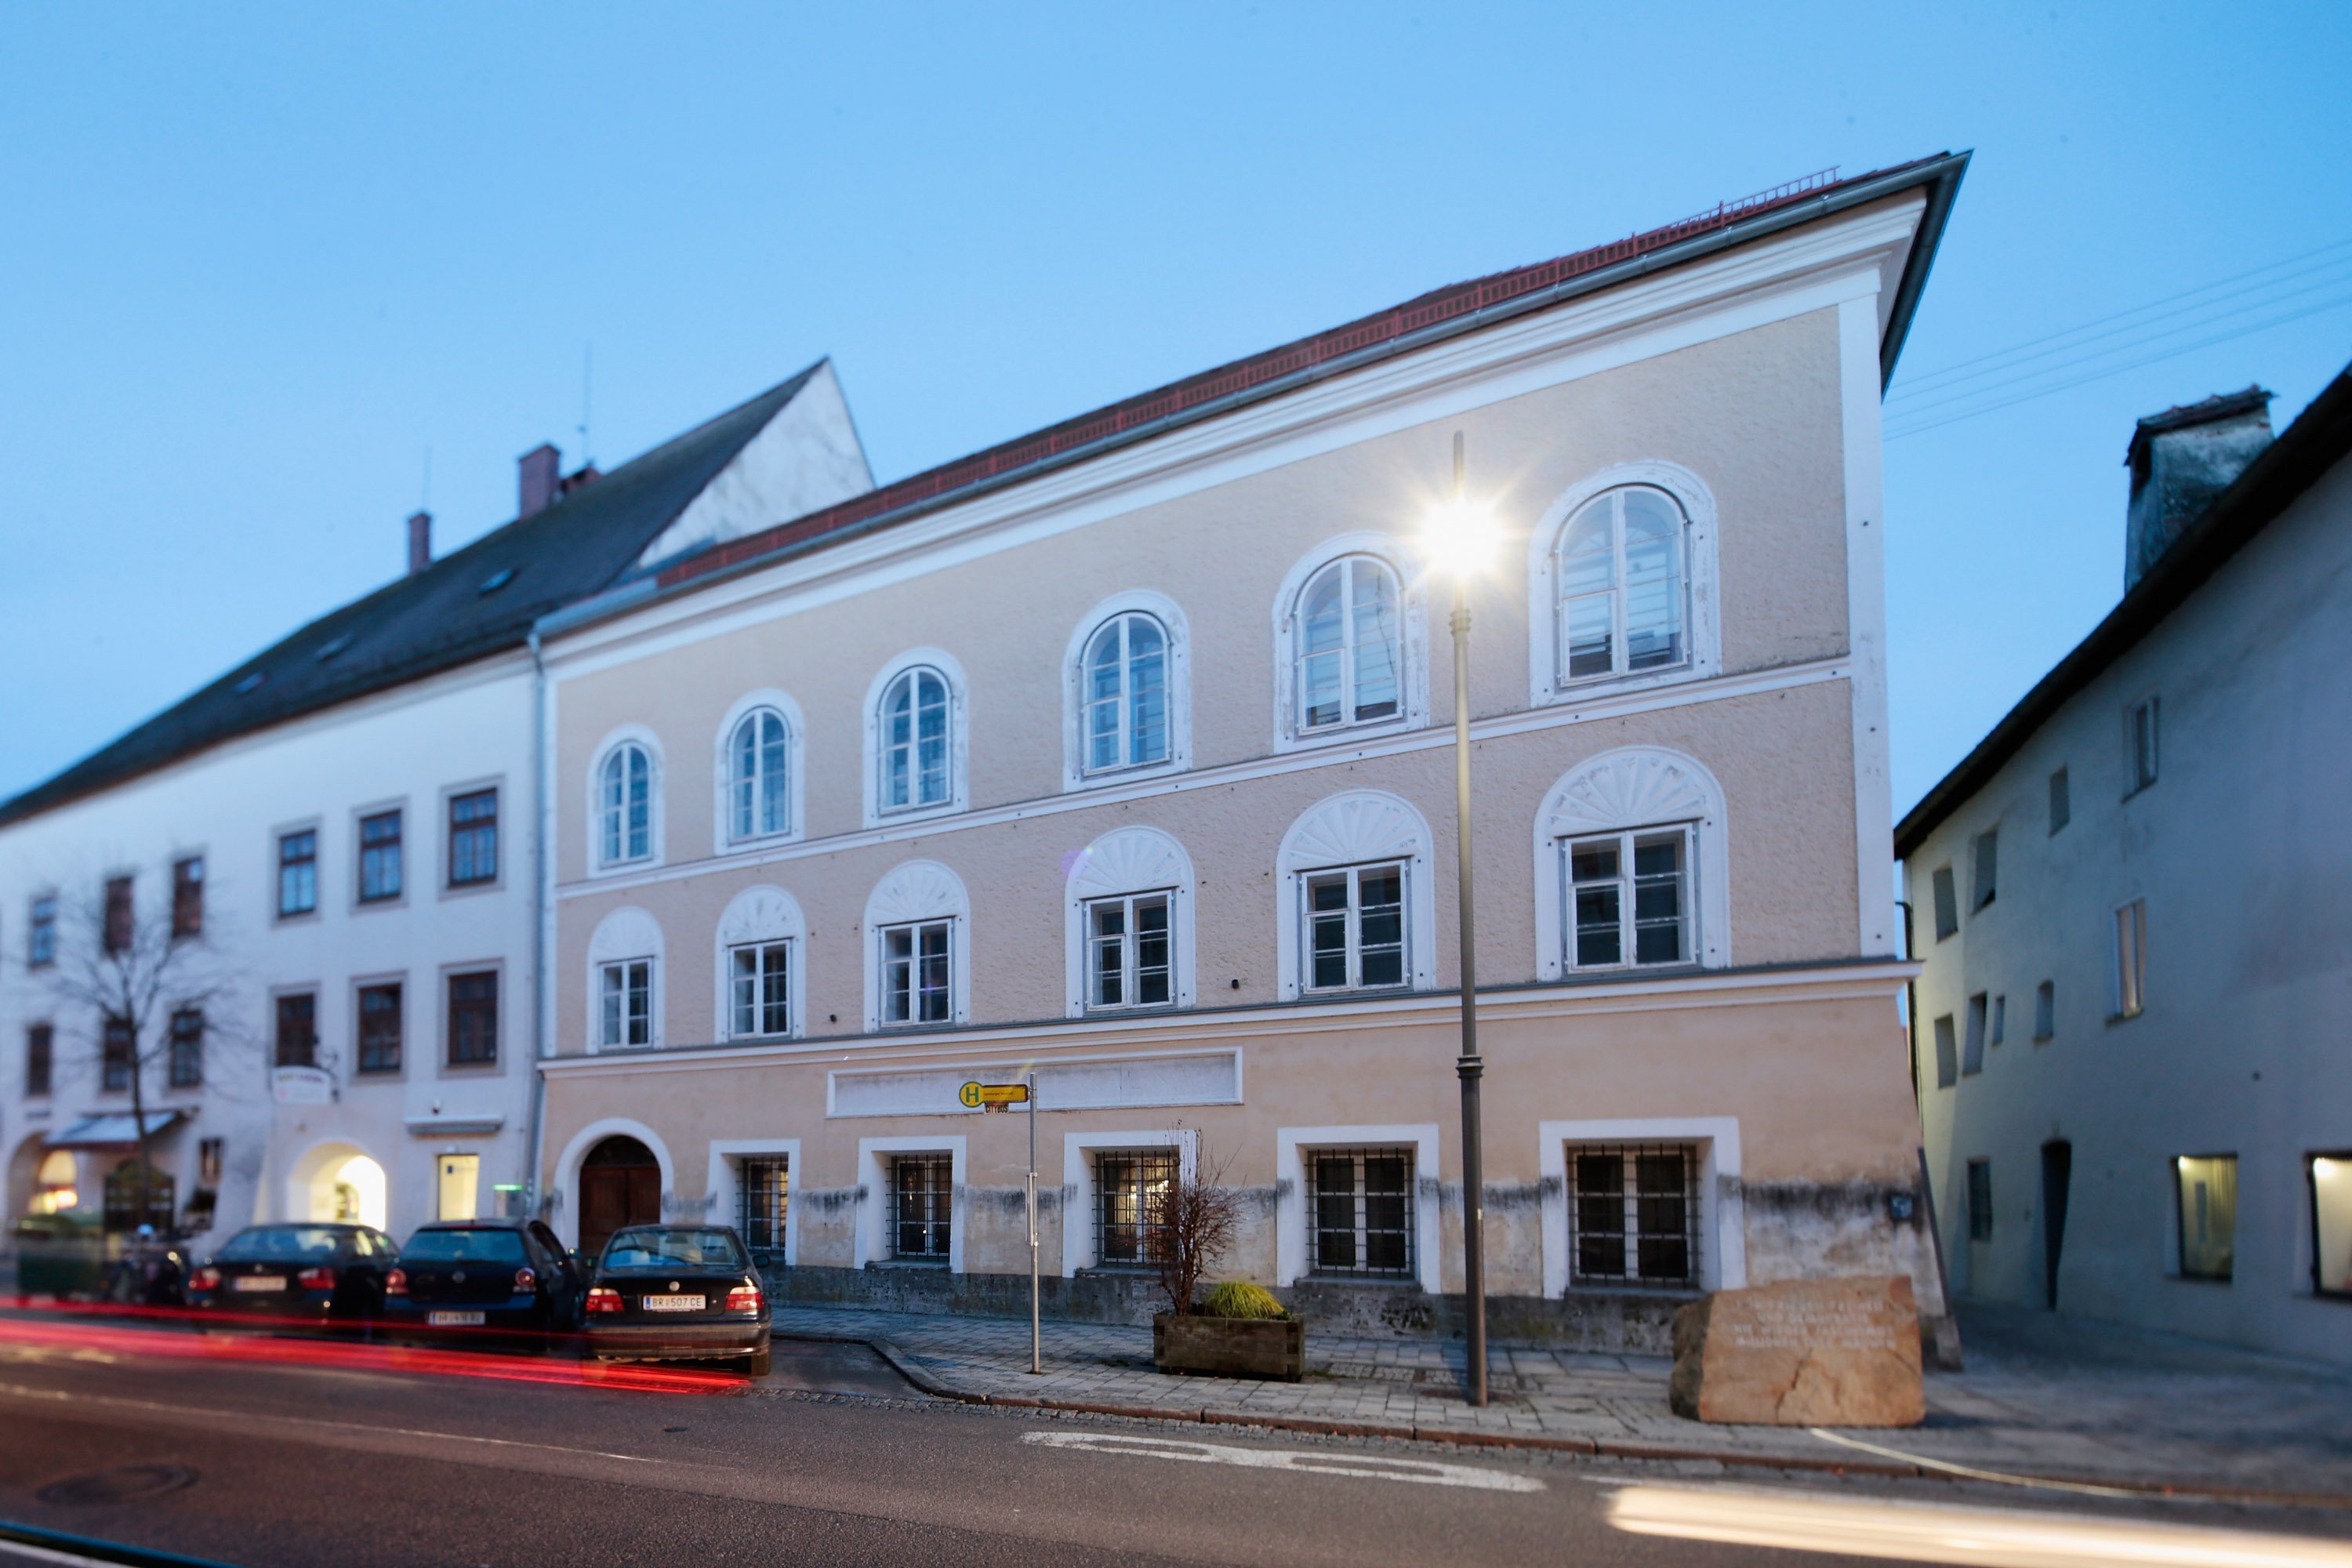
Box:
1153;1312;1305;1381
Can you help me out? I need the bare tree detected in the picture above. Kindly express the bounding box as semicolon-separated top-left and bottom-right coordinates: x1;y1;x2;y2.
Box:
1145;1134;1241;1317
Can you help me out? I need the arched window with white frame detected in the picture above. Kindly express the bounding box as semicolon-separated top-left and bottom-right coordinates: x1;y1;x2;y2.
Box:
1532;746;1730;982
864;651;967;825
728;709;790;841
1273;537;1427;750
1275;791;1437;1000
862;861;971;1029
716;884;805;1042
1063;826;1196;1016
585;906;665;1052
1528;463;1719;706
1062;591;1191;792
591;733;660;871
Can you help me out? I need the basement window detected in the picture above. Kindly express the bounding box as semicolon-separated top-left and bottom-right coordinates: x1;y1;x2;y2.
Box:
1566;1143;1700;1289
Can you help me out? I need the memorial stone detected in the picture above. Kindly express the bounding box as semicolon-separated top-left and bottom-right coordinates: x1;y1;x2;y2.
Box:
1668;1275;1925;1426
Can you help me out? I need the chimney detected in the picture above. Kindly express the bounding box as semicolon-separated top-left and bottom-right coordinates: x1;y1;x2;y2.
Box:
2124;387;2273;589
406;510;433;575
518;442;561;520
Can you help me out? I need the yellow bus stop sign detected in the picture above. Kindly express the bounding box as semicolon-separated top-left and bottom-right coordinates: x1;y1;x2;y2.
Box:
960;1081;1029;1108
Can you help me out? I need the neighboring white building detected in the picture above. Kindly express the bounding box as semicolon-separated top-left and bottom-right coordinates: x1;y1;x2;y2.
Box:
1;364;871;1247
1900;369;2352;1363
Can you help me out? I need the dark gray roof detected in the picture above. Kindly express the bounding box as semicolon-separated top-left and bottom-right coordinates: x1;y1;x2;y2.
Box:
1;363;826;827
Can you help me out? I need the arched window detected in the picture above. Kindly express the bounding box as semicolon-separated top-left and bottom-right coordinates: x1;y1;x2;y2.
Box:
1557;486;1688;683
1082;612;1169;774
597;743;652;866
1063;826;1196;1015
1532;747;1730;980
728;709;791;841
878;667;951;813
1275;791;1436;1000
1294;556;1402;732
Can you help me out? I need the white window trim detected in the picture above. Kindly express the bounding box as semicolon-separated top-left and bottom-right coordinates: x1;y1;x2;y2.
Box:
1276;790;1437;1000
1063;826;1197;1017
1060;1127;1195;1276
583;905;665;1053
862;648;970;828
1526;461;1721;708
1270;532;1430;753
1274;1124;1441;1294
705;1138;802;1268
1533;746;1730;980
1062;590;1192;792
711;688;807;855
857;1134;967;1271
715;884;807;1042
597;956;656;1051
586;723;665;875
550;1117;676;1252
862;860;971;1030
1538;1116;1744;1296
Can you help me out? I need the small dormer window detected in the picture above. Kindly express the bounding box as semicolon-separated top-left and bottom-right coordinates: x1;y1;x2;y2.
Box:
233;671;267;695
314;634;352;662
478;568;516;594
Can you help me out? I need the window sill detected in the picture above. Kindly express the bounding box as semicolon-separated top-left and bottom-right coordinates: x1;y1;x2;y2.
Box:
2169;1273;2234;1287
441;1060;502;1074
867;1258;950;1271
440;878;503;900
2107;1011;2144;1026
1561;1282;1703;1298
354;896;408;914
1543;662;1698;706
274;911;321;926
1301;1272;1421;1288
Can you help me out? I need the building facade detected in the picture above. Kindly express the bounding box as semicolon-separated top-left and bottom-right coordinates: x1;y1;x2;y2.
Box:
535;158;1967;1349
1900;370;2352;1363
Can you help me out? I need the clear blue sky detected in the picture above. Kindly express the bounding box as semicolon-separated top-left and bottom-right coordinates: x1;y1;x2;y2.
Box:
5;2;2347;811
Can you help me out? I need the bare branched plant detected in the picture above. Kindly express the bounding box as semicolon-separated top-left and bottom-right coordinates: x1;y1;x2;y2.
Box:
1145;1133;1241;1317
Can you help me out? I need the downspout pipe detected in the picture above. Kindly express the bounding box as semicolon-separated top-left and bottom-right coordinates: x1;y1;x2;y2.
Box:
523;627;550;1224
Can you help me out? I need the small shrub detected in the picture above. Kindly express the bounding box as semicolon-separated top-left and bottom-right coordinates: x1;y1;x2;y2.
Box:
1202;1280;1288;1320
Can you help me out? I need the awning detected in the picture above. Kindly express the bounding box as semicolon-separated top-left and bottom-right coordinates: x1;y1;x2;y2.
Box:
46;1111;186;1149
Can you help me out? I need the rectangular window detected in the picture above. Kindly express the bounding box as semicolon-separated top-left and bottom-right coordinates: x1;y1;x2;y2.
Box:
278;829;318;917
2034;980;2056;1041
737;1156;789;1259
1962;993;1987;1076
729;942;793;1037
598;960;652;1048
1567;1144;1700;1287
103;875;133;953
1567;829;1690;969
1971;828;1998;912
880;921;952;1025
25;1023;53;1097
172;856;205;938
2126;696;2160;794
358;810;402;902
358;982;402;1074
1095;1150;1177;1267
1966;1160;1994;1243
1303;861;1408;990
198;1138;223;1185
167;1007;204;1087
2114;900;2148;1018
1306;1149;1415;1277
438;1152;480;1222
2048;768;2071;834
888;1154;953;1261
1086;893;1173;1010
28;895;57;967
448;789;499;887
1991;994;2007;1047
448;971;499;1065
1931;866;1958;940
102;1014;134;1092
1933;1014;1958;1088
2174;1154;2235;1280
274;993;317;1069
2309;1154;2352;1299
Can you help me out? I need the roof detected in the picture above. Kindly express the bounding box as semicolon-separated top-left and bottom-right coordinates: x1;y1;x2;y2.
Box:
648;154;1969;601
1896;360;2352;858
1;364;827;828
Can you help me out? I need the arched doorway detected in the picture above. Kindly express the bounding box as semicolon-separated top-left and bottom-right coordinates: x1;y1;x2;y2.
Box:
579;1136;660;1260
288;1142;389;1232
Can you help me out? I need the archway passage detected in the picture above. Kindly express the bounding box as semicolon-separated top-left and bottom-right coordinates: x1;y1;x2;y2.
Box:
579;1136;660;1260
289;1144;389;1232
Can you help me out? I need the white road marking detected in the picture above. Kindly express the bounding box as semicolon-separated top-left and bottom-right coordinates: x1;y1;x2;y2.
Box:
1020;1431;1542;1492
1607;1483;2352;1567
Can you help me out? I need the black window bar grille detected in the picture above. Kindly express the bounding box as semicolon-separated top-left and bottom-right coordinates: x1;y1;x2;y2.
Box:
1566;1142;1702;1288
1305;1149;1417;1277
889;1154;953;1261
737;1156;789;1265
1094;1150;1177;1267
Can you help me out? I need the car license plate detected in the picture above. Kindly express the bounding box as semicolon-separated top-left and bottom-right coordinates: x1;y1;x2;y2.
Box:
428;1311;485;1327
231;1276;285;1292
641;1294;705;1312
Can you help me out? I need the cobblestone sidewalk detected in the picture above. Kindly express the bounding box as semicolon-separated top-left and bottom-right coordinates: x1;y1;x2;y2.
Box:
770;1301;2352;1502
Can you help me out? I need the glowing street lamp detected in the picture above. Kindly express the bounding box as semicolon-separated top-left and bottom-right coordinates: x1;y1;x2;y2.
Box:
1421;431;1498;1408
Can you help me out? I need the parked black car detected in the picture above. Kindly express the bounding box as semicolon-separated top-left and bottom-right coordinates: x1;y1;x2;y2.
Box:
187;1223;397;1333
584;1225;770;1375
383;1219;586;1347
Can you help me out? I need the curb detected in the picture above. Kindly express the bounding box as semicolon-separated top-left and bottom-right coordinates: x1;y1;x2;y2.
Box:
770;1326;2352;1511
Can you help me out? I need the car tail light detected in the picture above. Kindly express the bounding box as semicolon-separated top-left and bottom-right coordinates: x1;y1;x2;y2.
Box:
726;1283;762;1313
513;1267;536;1294
299;1266;336;1291
384;1269;407;1297
586;1287;622;1315
190;1268;220;1293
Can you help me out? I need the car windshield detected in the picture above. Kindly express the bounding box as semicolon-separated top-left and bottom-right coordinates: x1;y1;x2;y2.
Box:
216;1227;347;1262
600;1228;745;1272
400;1229;528;1265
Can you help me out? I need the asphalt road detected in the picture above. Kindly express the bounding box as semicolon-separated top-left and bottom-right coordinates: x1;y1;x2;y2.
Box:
0;1314;2345;1568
